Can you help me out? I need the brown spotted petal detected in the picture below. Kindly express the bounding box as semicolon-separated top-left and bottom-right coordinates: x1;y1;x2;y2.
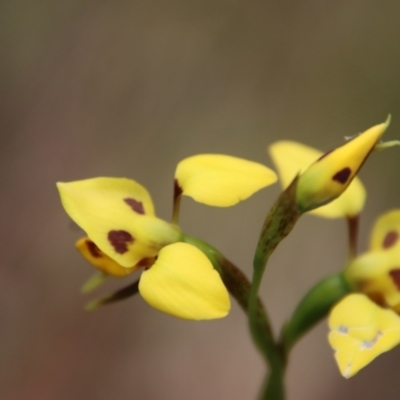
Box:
296;117;390;213
268;141;366;218
57;178;182;267
76;237;138;277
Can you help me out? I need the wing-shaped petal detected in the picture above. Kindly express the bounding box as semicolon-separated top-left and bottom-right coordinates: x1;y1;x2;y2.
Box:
139;242;230;320
268;141;366;218
370;209;400;251
329;294;400;378
175;154;277;207
57;178;181;267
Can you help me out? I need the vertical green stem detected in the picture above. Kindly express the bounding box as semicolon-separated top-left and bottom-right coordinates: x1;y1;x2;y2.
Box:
248;177;301;399
259;359;286;400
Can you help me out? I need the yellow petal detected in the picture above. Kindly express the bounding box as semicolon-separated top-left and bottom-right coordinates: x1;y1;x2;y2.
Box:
370;209;400;251
328;294;400;378
175;154;277;207
76;237;138;277
139;242;230;320
268;141;366;218
57;178;181;267
345;249;400;309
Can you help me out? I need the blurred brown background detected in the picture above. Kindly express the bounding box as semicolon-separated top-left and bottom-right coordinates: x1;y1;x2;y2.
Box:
1;1;400;399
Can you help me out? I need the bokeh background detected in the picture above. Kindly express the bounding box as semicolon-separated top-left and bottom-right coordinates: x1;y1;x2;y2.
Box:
1;1;400;399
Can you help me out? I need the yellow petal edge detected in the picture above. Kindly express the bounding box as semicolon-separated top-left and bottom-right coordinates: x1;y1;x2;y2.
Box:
175;154;277;207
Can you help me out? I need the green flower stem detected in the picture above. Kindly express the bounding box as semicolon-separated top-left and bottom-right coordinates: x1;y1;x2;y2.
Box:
280;272;352;354
259;363;285;400
248;177;301;399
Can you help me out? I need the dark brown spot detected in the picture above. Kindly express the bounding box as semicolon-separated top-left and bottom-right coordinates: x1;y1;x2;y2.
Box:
383;231;399;249
368;292;387;308
389;269;400;290
332;167;352;184
86;240;102;258
108;230;134;254
124;198;145;214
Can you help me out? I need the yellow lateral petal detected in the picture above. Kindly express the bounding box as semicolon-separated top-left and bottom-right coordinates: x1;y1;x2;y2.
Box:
268;141;366;218
76;237;138;277
57;178;181;267
139;242;230;320
277;118;389;213
175;154;277;207
328;294;400;378
370;209;400;251
345;249;400;308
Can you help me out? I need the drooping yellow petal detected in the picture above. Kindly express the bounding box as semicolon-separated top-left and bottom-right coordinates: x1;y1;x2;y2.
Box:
268;141;366;218
328;294;400;378
370;209;400;251
175;154;277;207
139;242;230;320
76;237;138;277
345;249;400;309
57;178;182;267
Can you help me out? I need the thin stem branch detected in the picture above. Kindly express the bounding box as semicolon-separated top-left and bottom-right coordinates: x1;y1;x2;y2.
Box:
347;214;359;262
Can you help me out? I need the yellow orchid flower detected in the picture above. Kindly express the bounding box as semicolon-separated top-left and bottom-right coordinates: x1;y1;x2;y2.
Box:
269;117;391;217
57;154;276;320
328;209;400;377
